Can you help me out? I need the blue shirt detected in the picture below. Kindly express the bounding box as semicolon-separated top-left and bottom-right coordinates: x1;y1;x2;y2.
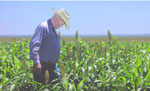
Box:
30;19;60;65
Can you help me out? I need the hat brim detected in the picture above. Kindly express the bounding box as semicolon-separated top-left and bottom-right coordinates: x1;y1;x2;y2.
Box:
52;8;69;29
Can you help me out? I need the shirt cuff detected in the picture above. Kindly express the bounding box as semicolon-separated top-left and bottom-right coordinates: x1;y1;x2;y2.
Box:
33;57;40;65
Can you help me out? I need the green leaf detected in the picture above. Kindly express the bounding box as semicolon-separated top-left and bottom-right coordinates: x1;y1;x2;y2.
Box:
77;78;87;91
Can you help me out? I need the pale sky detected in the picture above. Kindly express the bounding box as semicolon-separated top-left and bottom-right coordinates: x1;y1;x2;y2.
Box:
0;1;150;36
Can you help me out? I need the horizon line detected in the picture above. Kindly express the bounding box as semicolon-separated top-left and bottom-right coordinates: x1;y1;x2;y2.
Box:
1;34;150;37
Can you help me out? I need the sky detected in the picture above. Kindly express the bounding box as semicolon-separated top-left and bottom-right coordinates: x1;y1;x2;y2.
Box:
0;1;150;36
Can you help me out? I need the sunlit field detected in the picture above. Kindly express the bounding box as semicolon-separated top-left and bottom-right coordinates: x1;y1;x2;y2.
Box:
1;31;150;90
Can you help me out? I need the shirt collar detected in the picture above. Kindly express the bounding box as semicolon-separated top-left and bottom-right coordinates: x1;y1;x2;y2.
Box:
47;19;58;36
47;19;55;32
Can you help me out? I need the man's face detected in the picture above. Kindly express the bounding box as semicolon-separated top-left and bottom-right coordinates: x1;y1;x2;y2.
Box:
55;14;65;29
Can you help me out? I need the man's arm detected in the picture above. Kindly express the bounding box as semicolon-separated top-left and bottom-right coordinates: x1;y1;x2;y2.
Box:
30;23;45;65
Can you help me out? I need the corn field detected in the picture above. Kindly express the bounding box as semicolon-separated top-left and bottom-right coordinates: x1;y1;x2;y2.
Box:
1;32;150;91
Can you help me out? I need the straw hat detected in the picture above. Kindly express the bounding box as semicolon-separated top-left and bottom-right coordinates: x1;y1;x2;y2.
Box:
52;8;70;29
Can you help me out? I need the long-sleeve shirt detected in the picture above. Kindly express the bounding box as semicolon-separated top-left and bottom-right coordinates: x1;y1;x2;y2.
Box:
30;19;60;65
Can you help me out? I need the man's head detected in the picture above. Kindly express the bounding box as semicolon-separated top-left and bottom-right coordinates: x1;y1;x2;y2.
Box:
51;8;70;30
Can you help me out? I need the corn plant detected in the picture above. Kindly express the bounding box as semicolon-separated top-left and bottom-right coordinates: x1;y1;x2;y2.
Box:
0;33;150;91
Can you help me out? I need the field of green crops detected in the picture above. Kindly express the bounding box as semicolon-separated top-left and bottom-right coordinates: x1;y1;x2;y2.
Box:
1;33;150;91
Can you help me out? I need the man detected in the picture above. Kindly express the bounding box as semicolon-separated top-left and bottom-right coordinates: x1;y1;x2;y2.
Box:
30;8;70;84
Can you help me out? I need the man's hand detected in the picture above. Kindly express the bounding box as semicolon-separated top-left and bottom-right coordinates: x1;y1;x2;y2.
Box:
33;63;42;74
